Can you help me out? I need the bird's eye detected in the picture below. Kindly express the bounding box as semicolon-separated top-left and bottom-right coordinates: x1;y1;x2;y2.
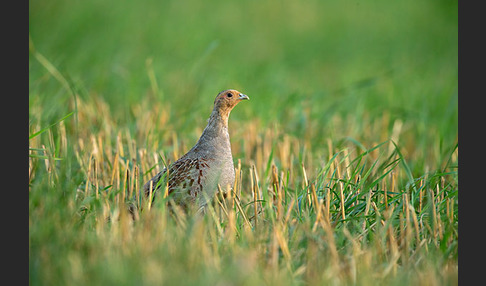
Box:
227;93;233;98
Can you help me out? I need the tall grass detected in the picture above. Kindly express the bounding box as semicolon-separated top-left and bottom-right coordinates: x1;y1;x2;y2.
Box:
30;0;457;285
29;94;457;285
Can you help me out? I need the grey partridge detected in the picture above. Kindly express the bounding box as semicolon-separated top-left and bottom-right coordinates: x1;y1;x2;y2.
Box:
142;89;249;212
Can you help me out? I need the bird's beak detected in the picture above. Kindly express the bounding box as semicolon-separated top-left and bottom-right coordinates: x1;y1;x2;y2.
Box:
238;93;250;100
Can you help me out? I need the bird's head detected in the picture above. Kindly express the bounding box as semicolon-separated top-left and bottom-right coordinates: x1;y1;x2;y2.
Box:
213;89;249;115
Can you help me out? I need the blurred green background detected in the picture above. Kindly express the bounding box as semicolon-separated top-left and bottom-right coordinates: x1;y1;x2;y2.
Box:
29;0;458;170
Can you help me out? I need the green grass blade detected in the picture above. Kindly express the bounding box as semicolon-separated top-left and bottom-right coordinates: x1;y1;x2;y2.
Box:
29;112;74;140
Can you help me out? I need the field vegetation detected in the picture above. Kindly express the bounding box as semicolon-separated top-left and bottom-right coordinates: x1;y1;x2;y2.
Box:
29;0;458;285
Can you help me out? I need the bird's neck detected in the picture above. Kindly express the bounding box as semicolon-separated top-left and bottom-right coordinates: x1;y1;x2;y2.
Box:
209;108;230;128
197;108;230;146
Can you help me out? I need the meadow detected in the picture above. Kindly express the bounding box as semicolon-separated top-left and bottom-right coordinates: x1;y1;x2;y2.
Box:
29;0;458;285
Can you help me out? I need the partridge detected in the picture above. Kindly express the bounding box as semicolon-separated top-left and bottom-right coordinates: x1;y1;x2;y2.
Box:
142;89;249;211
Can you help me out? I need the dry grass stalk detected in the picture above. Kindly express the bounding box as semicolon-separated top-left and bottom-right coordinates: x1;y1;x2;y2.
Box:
147;181;154;211
121;159;129;203
250;164;257;229
324;187;331;224
429;189;438;242
283;198;295;226
272;164;283;220
85;154;93;197
384;206;399;276
362;190;373;232
94;157;99;199
233;192;252;229
319;213;339;268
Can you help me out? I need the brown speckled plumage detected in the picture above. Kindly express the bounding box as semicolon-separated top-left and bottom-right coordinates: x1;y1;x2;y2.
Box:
143;89;249;211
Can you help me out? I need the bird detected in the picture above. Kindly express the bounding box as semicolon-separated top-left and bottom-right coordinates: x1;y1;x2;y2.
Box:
141;89;249;213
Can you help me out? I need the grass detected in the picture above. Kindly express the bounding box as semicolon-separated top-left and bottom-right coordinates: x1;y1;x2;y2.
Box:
29;0;457;285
